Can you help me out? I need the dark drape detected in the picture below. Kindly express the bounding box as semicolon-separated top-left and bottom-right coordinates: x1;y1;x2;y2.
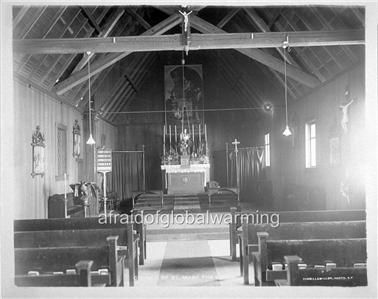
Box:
229;147;265;192
111;152;143;201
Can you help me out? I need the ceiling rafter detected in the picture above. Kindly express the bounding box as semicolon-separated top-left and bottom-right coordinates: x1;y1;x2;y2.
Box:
14;6;46;38
218;65;258;117
108;54;156;118
80;6;102;33
26;8;83;82
13;6;30;27
75;10;137;109
126;8;151;30
230;21;298;99
311;7;358;63
271;17;326;83
243;8;297;66
72;7;125;73
188;14;320;88
53;14;182;95
217;8;240;28
16;7;67;73
100;53;151;114
45;7;108;90
219;54;264;106
20;6;47;39
111;55;159;123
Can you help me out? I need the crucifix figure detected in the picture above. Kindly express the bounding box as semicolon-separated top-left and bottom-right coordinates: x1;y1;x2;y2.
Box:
340;98;354;134
232;139;241;201
179;10;192;33
179;10;192;55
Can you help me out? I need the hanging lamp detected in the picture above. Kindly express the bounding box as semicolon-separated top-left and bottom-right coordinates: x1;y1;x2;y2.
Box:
86;51;96;145
282;37;292;137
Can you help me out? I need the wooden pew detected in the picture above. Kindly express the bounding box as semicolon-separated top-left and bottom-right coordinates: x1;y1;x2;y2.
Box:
15;214;147;266
15;234;122;287
15;260;110;287
229;208;366;261
275;255;367;286
240;220;366;285
252;237;367;286
14;218;139;286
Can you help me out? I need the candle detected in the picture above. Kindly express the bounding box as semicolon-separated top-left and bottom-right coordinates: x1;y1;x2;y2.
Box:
175;125;177;144
205;124;207;144
192;124;194;141
163;125;166;154
169;125;172;148
199;124;201;143
64;173;67;199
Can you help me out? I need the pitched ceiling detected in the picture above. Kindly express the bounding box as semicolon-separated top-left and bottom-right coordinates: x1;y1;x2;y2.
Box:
13;5;365;125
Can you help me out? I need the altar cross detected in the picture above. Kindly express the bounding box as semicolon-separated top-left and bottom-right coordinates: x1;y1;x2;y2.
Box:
232;139;240;153
232;138;241;202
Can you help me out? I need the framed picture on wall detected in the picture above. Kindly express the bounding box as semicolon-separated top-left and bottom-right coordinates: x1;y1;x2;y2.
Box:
31;125;45;177
73;120;81;159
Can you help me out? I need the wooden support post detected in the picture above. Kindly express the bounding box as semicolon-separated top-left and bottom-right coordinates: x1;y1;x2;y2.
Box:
106;236;119;286
230;207;237;260
75;260;93;287
242;217;249;285
284;255;302;286
257;232;269;285
126;224;135;286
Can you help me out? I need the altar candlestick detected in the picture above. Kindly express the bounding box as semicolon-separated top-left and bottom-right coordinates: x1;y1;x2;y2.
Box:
199;124;201;143
205;124;207;145
169;125;172;148
64;173;67;218
64;173;67;199
175;125;177;144
163;125;166;154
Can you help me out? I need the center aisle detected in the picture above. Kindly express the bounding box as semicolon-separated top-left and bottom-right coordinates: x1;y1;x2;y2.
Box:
135;240;244;287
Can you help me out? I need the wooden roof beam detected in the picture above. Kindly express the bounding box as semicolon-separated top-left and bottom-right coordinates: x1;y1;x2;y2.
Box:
189;14;321;88
80;7;102;34
15;30;364;54
53;14;181;95
126;8;151;29
72;7;125;73
243;8;297;66
217;8;240;28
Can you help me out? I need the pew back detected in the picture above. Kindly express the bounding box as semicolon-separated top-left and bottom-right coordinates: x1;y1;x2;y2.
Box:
265;238;366;267
247;220;366;245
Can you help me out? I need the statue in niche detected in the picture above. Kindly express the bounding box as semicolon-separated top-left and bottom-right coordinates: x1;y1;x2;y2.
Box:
31;125;45;177
73;120;81;159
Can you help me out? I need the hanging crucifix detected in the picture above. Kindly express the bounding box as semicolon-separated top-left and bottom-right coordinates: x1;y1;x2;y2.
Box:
179;9;192;55
340;85;354;134
232;138;241;201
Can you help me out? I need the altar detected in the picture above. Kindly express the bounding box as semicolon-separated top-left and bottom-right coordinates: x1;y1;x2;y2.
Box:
161;164;210;194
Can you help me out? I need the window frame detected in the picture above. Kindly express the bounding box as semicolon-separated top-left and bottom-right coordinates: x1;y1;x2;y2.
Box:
305;121;317;168
264;132;271;167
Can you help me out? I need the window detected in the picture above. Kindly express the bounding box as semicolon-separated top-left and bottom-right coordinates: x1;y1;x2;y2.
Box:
57;124;67;179
305;122;317;168
264;133;270;167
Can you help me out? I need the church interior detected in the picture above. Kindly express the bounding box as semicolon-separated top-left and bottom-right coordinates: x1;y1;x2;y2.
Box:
1;3;377;297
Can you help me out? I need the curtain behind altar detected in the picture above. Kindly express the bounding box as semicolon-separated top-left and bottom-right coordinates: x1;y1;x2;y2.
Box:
111;152;143;201
229;147;265;199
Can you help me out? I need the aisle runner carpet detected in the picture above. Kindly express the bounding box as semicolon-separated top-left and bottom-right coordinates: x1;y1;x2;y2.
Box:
173;195;201;211
158;240;220;286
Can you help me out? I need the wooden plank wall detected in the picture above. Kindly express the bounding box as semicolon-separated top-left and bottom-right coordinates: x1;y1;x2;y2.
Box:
12;79;116;219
